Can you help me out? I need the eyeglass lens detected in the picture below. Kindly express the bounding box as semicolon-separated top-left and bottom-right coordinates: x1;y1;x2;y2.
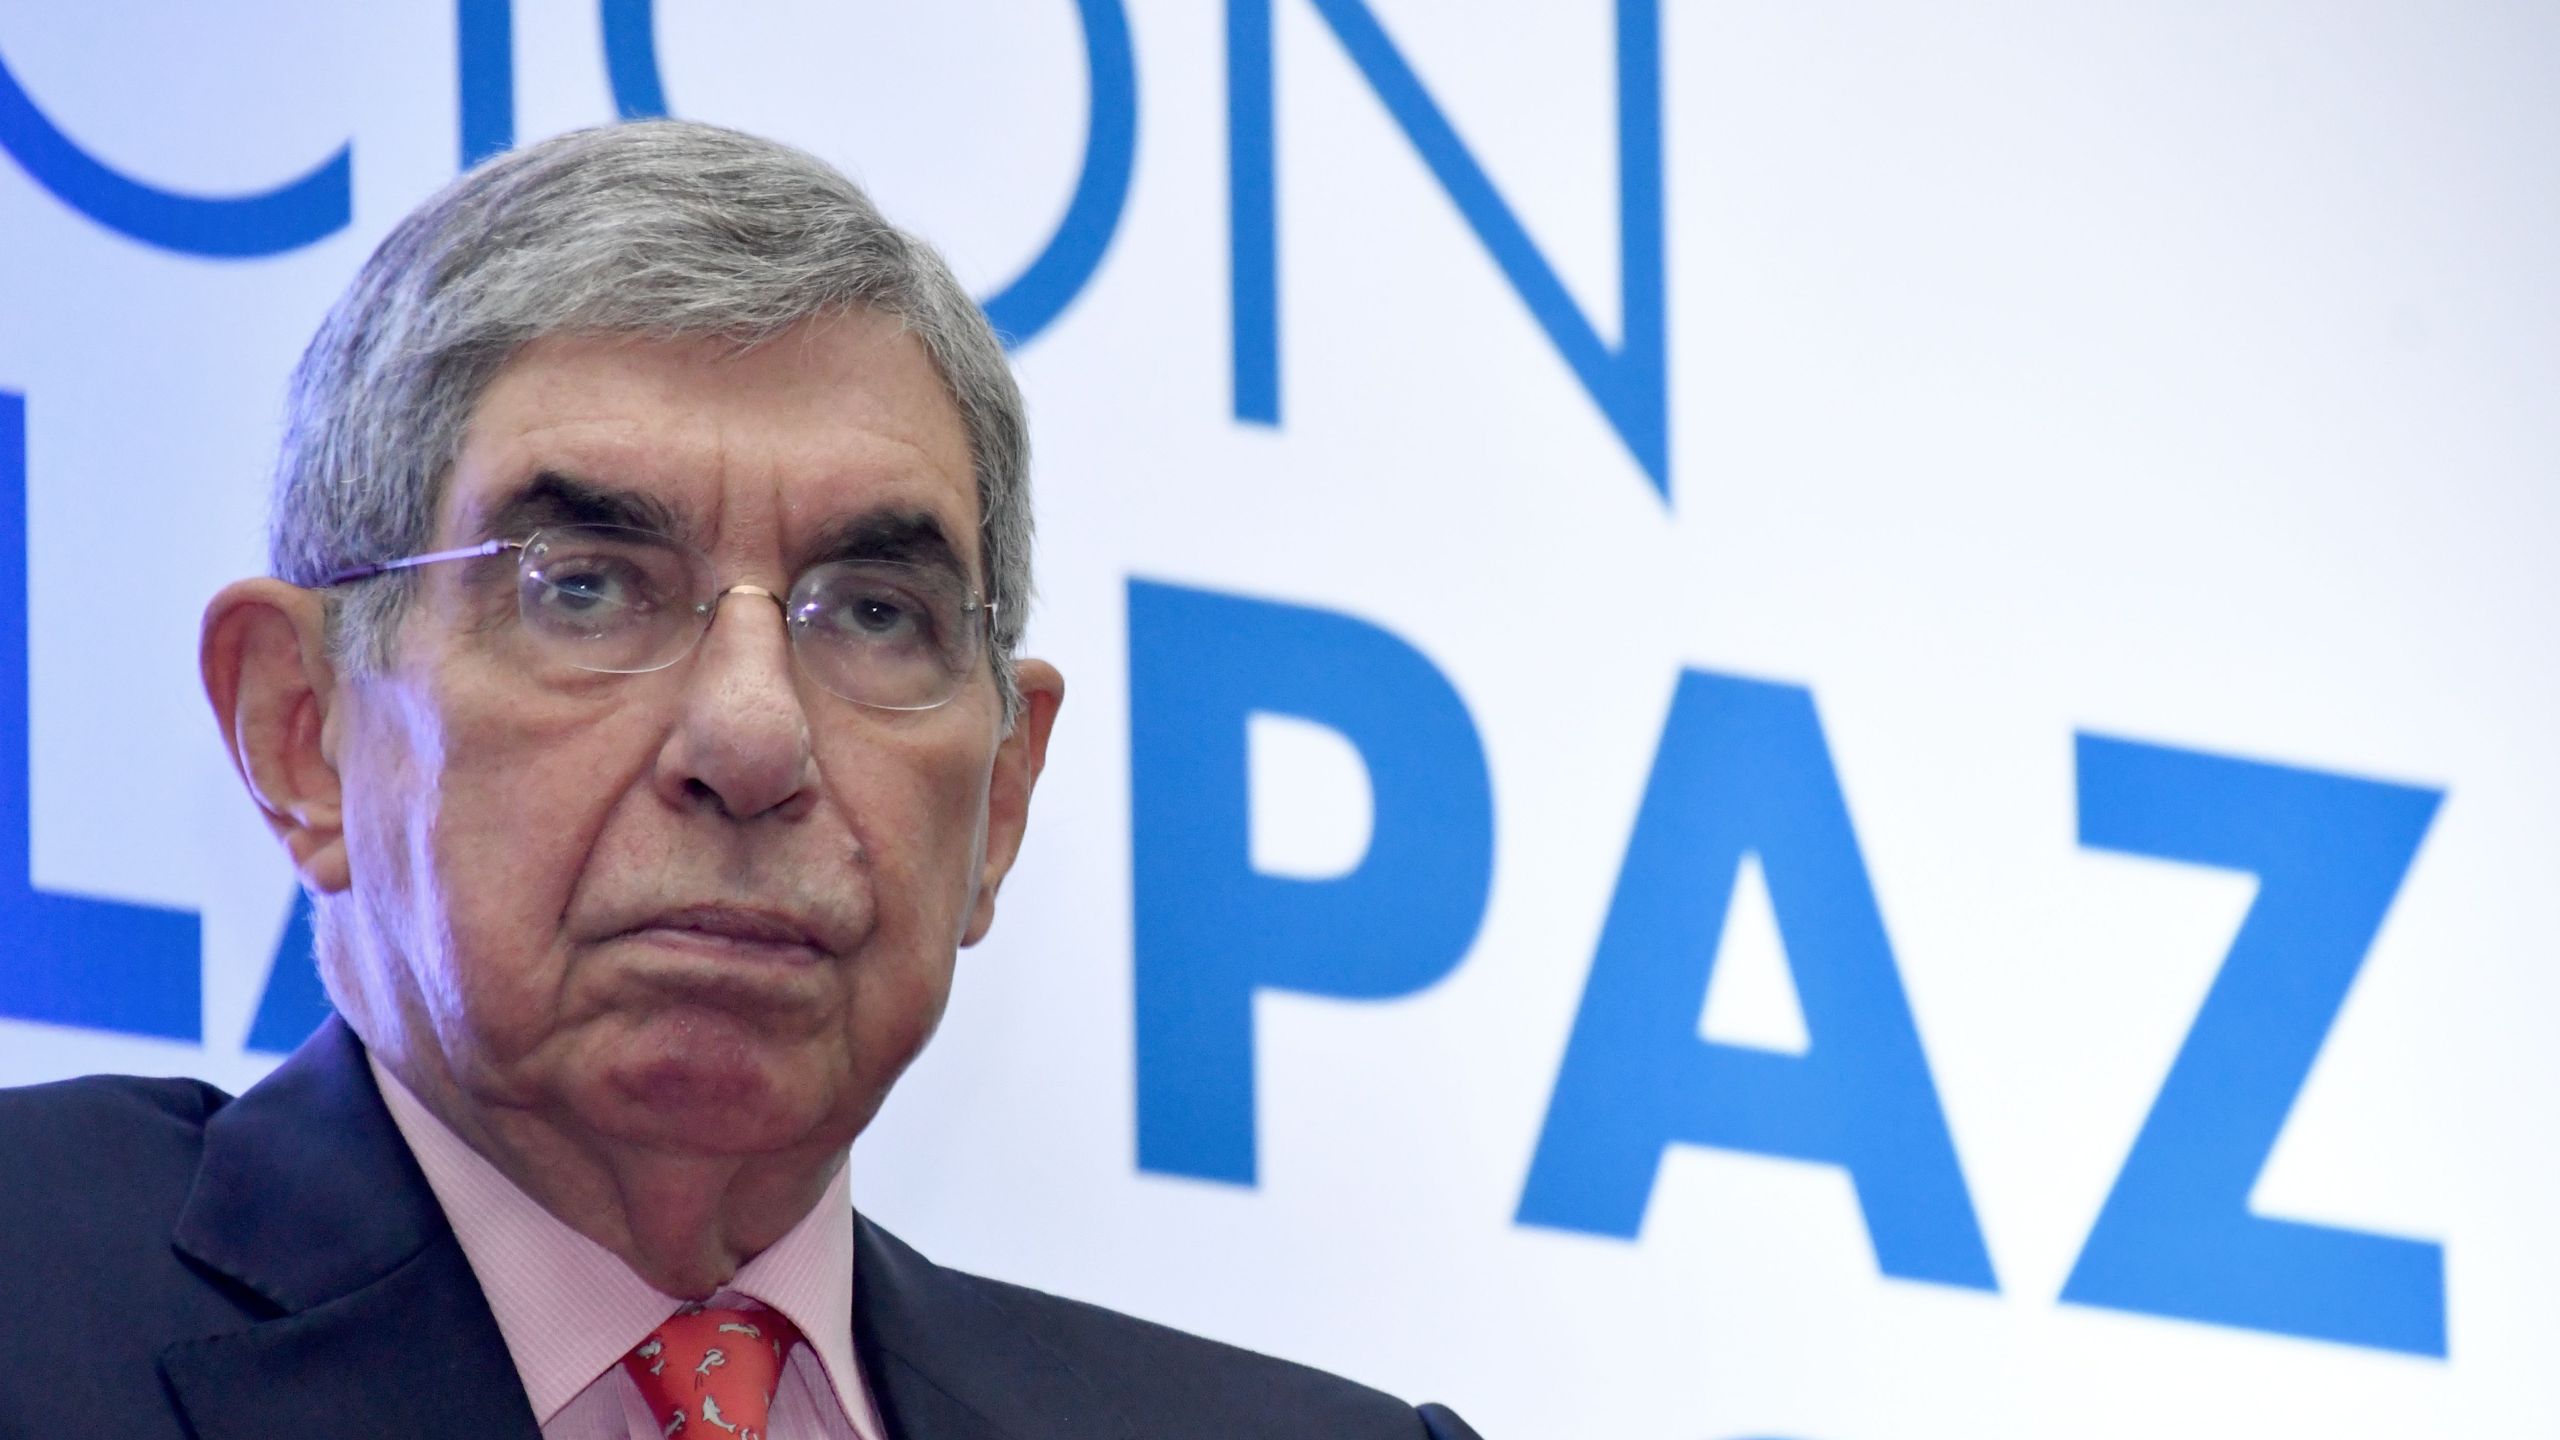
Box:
515;525;983;710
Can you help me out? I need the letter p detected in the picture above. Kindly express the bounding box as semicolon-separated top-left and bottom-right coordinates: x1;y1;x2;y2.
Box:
1128;580;1493;1184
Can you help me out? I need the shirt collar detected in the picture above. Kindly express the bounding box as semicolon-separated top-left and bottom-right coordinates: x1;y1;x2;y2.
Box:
370;1055;871;1429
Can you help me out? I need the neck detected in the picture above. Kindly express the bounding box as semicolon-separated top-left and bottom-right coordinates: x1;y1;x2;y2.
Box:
379;1048;844;1298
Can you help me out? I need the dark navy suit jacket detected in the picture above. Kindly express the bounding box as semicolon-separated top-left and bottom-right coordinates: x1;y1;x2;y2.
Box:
0;1019;1482;1439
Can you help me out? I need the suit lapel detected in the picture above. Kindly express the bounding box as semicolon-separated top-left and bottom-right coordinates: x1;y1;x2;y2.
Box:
160;1018;539;1440
159;1234;540;1440
158;1018;1138;1440
853;1215;1139;1440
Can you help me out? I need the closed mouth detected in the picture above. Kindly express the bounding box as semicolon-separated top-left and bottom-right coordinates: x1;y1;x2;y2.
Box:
623;904;831;959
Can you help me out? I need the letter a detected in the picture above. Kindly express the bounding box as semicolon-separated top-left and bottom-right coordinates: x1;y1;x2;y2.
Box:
1518;671;1995;1291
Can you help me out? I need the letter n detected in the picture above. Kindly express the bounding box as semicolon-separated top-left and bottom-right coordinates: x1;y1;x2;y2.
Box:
1228;0;1668;498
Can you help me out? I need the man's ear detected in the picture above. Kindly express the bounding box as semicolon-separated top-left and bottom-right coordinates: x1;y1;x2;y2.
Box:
962;658;1064;947
201;579;350;894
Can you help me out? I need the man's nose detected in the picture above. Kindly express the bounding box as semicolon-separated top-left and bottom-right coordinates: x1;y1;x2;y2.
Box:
653;586;818;822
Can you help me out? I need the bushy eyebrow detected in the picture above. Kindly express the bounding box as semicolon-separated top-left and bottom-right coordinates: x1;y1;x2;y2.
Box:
471;473;977;588
472;472;686;545
805;507;977;590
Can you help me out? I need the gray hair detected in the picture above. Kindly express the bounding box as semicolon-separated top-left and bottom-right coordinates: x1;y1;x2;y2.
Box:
269;119;1032;715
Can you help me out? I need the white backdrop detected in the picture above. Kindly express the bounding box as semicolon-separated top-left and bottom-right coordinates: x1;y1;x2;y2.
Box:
3;3;2556;1436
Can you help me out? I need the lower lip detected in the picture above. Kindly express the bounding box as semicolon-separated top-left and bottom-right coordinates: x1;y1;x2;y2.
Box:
620;926;827;965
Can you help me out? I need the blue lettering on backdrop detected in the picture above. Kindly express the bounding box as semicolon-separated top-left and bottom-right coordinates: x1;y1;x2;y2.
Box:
1517;672;1998;1291
0;16;2456;1366
0;394;200;1039
600;0;669;121
246;888;328;1054
596;0;1136;349
0;41;348;257
458;0;516;167
1128;580;1493;1185
2063;734;2448;1356
1227;0;1669;498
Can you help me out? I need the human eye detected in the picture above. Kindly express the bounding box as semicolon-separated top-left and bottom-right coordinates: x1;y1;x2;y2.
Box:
793;561;972;655
808;573;930;641
549;559;631;606
787;561;984;708
520;534;680;633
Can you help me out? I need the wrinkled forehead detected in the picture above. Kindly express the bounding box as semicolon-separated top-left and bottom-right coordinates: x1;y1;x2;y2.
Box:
439;317;982;584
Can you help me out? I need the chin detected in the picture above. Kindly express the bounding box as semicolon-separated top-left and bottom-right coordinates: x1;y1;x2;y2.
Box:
588;1008;833;1155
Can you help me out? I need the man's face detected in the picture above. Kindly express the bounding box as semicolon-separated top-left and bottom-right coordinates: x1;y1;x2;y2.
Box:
326;310;1042;1160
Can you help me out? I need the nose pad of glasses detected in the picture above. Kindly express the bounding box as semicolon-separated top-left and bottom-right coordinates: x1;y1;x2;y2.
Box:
689;583;794;650
697;582;791;626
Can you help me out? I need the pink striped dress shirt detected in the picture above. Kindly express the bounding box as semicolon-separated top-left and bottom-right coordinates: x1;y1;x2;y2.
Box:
373;1058;889;1440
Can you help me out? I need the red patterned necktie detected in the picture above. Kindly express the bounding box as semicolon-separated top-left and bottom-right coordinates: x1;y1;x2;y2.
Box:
622;1304;805;1439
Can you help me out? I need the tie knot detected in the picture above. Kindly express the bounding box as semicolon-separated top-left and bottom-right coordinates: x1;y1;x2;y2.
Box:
622;1304;805;1439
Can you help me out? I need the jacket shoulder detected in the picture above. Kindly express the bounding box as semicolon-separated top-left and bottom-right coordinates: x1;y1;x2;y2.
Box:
941;1263;1441;1438
0;1068;229;1158
0;1071;230;1262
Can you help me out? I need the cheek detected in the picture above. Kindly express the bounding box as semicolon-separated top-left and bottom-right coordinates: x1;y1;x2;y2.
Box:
362;678;661;1065
831;729;996;944
844;947;955;1094
819;727;991;1076
337;708;444;1005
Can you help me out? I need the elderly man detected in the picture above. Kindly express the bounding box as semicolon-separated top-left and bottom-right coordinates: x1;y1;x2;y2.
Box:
0;122;1479;1440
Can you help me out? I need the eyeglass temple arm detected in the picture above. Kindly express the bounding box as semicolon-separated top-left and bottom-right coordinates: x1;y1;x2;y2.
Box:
320;538;522;587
